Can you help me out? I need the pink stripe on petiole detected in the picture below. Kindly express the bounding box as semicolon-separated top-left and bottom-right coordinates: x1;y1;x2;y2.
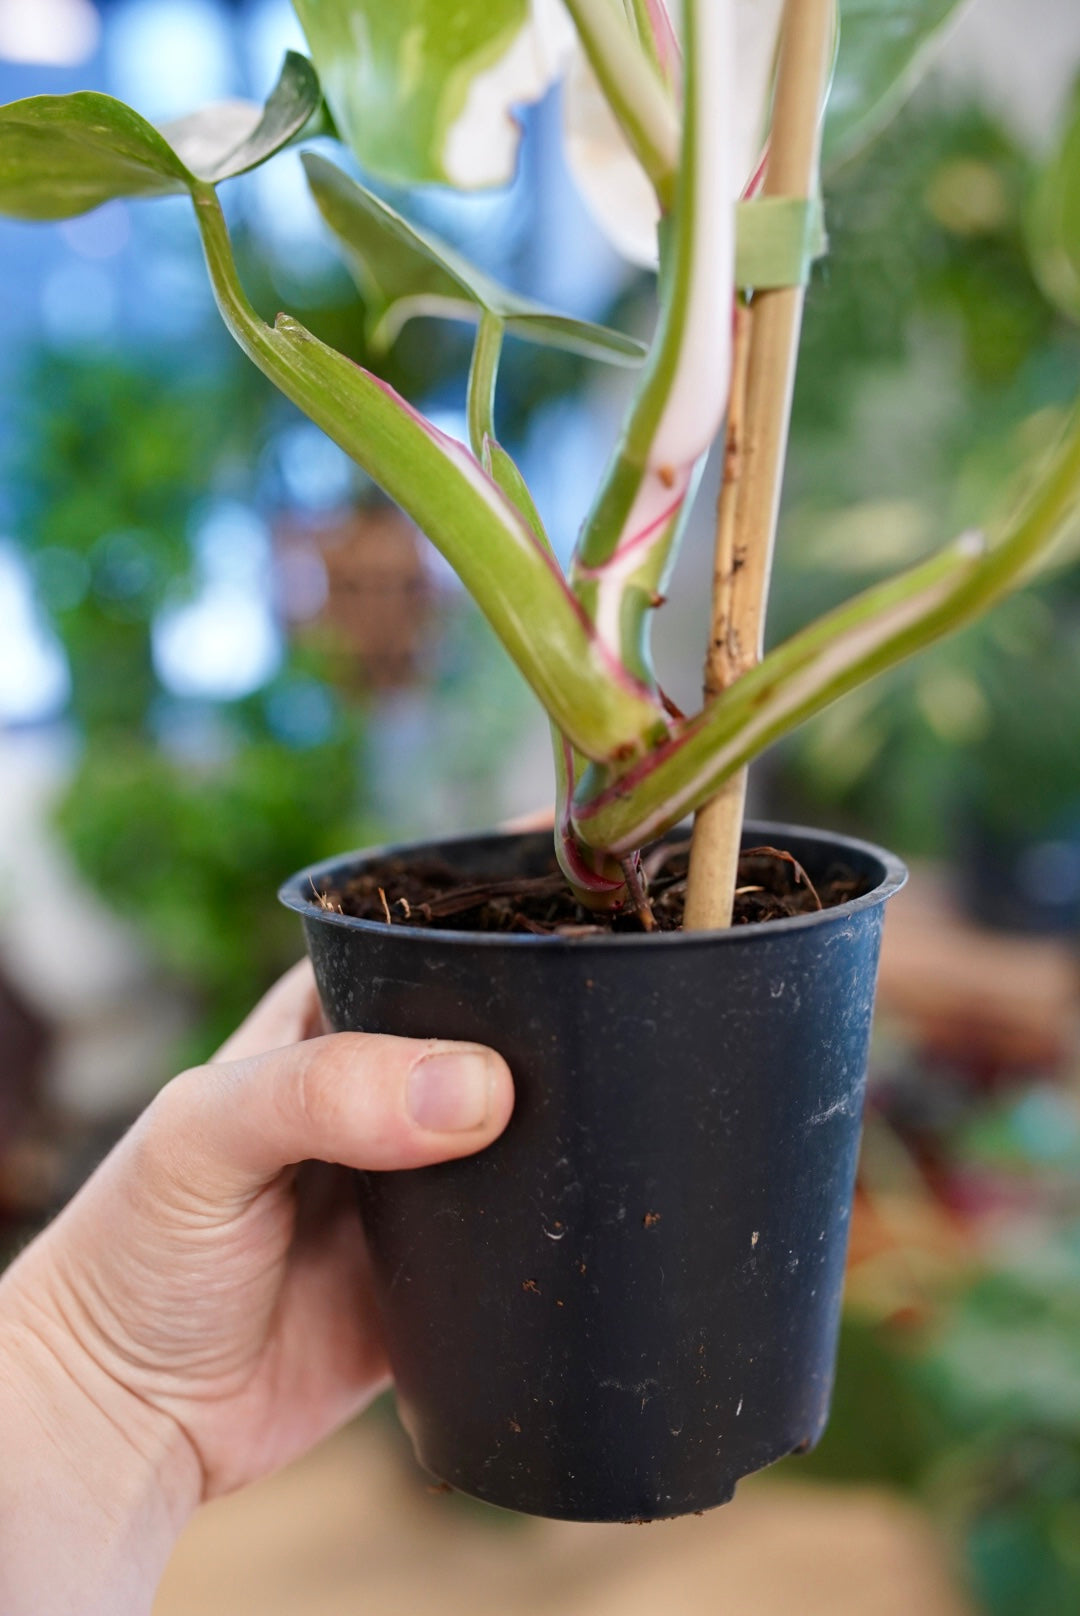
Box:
574;484;690;581
367;377;663;717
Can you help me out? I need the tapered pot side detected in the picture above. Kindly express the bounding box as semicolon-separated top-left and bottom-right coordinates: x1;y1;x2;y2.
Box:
280;822;906;1522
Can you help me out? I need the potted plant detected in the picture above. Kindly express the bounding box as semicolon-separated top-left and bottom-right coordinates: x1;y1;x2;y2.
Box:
3;0;1079;1522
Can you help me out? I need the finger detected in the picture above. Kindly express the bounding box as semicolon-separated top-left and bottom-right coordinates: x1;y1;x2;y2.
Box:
149;1033;514;1203
212;960;323;1064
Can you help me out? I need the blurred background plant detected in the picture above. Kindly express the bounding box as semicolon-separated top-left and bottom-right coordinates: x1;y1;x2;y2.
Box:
749;67;1080;1616
771;78;1080;925
1;5;1080;1615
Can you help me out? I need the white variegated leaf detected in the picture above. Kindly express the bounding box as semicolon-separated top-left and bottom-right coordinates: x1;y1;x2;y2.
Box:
292;0;574;190
443;0;576;187
562;0;783;268
561;48;661;267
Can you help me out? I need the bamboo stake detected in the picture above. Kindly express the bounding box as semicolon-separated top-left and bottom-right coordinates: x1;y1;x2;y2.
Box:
682;300;752;930
683;0;835;932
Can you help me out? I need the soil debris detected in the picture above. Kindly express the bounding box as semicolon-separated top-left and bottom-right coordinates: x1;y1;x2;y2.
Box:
317;841;867;937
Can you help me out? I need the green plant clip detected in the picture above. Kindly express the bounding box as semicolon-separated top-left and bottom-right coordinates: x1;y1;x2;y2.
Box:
735;197;828;290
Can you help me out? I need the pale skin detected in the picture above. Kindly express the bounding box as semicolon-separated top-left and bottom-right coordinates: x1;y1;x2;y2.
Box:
0;961;515;1615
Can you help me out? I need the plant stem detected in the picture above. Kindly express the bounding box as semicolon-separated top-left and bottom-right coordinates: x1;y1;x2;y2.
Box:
620;855;657;929
683;0;835;931
569;0;734;700
563;0;680;211
575;387;1080;851
191;184;665;762
467;312;503;460
625;0;678;86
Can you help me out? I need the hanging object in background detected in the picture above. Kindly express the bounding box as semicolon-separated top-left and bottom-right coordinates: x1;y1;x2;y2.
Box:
279;504;435;694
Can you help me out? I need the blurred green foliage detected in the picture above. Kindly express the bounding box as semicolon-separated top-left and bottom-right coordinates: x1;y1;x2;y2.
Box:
771;83;1080;1611
774;86;1080;855
17;354;259;736
54;684;375;1055
7;217;569;1056
1029;78;1080;327
800;1222;1080;1616
9;344;377;1057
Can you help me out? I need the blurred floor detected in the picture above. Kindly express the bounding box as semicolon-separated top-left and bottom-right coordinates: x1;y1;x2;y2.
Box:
154;1416;972;1616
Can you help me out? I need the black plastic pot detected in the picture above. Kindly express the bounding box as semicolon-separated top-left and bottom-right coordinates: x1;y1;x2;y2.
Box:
280;820;905;1522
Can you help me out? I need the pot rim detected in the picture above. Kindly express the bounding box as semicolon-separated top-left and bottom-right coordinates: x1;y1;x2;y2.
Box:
279;820;907;949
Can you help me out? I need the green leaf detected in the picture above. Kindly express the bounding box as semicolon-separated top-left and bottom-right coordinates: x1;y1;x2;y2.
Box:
0;54;323;222
482;435;551;548
302;153;645;364
575;533;987;853
576;399;1080;853
291;0;551;189
1027;81;1080;326
0;91;192;220
561;0;679;211
826;0;967;170
160;51;322;183
191;185;663;762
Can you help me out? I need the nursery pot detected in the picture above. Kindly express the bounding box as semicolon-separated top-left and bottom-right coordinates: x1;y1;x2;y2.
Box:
280;820;905;1522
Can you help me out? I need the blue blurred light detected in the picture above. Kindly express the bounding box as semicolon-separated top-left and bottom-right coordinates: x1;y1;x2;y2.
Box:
153;500;281;699
264;676;336;748
518;396;613;565
107;0;236;120
193;498;271;587
40;262;117;348
153;588;281;699
91;530;159;603
152;696;237;765
246;150;327;253
274;421;356;512
0;0;101;67
243;0;306;98
131;250;216;341
58;202;131;261
0;543;71;724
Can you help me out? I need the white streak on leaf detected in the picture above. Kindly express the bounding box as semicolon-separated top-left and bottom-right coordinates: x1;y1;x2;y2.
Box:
648;0;735;470
562;49;661;266
443;0;576;187
163;100;260;179
561;0;784;269
592;551;977;850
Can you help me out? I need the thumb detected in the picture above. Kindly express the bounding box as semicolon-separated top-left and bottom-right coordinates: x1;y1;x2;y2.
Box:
145;1032;515;1204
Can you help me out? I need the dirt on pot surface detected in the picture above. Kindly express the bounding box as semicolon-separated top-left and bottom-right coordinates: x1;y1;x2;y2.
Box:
316;842;868;937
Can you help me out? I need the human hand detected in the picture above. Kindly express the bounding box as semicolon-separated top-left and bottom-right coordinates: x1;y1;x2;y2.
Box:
0;961;513;1614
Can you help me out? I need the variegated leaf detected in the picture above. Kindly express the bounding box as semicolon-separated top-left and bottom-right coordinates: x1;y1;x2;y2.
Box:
575;400;1080;852
303;152;645;363
291;0;574;189
825;0;968;170
160;52;322;184
0;90;192;219
192;187;663;761
0;53;321;220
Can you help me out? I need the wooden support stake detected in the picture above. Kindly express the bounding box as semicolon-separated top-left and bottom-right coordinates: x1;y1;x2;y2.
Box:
683;0;835;932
